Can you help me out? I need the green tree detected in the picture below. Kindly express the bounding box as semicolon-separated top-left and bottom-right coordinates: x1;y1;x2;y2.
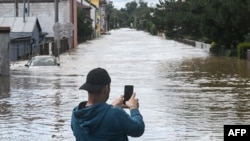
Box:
182;0;204;40
135;1;151;30
107;0;152;29
153;0;180;38
200;0;250;48
152;0;250;49
106;0;250;56
77;7;93;43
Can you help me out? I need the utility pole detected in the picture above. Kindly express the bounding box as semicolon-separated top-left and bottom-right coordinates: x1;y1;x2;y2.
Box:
54;0;60;59
27;0;30;16
23;0;27;22
55;0;59;22
114;15;116;29
15;0;19;17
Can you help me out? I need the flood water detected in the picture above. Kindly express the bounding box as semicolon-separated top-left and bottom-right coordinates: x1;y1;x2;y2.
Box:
1;28;250;141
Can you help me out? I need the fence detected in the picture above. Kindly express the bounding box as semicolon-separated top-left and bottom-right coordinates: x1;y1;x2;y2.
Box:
39;38;70;56
175;38;211;52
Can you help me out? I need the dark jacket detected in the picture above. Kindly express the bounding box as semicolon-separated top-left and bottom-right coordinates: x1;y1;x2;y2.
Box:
71;102;145;141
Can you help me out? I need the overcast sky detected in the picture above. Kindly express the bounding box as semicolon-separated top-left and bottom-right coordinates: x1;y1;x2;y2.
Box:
110;0;159;9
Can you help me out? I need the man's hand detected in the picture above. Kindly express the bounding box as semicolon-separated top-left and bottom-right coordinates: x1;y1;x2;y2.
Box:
112;95;126;108
125;93;139;110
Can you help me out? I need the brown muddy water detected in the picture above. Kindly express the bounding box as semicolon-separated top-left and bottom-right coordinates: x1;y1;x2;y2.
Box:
1;28;250;141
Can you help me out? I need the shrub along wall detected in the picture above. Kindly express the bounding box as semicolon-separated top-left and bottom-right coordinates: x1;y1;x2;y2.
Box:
237;42;250;59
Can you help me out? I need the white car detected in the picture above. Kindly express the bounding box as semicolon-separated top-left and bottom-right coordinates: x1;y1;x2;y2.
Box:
25;55;60;67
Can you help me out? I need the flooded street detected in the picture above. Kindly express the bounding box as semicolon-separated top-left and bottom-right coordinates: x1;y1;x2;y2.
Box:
1;28;250;141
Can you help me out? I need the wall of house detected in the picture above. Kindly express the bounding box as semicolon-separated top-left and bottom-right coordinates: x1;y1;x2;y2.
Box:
100;5;106;33
90;0;100;37
9;40;30;61
0;3;15;17
28;2;71;37
90;5;96;33
0;27;10;76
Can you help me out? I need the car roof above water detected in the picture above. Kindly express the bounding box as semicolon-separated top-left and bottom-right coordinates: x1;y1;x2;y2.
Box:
32;55;56;58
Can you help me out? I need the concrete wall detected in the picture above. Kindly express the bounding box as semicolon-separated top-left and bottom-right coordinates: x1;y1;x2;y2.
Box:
195;41;211;52
173;38;211;52
29;2;71;37
91;5;96;36
0;3;15;17
0;27;10;76
100;6;105;32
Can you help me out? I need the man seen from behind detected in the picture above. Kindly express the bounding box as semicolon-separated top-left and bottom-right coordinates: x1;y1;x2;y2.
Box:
71;67;145;141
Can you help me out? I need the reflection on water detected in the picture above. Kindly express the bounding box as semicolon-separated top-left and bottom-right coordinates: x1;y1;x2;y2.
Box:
0;29;250;141
178;57;250;121
0;76;10;99
154;56;250;140
0;76;11;116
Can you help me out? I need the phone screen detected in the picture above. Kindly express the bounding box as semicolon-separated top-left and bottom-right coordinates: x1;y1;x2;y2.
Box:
123;85;134;104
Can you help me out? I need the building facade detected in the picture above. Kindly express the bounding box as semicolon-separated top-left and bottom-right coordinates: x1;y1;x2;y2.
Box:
0;0;78;48
0;0;108;49
0;17;45;61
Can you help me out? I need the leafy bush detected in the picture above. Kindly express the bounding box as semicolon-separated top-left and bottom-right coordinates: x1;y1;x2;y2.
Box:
237;42;250;59
77;8;93;43
209;42;237;57
146;21;153;32
150;24;157;35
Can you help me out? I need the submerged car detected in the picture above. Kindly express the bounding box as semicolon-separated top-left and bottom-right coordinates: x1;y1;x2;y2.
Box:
25;55;60;67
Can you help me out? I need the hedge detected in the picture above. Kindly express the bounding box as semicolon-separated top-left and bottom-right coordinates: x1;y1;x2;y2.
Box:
237;42;250;59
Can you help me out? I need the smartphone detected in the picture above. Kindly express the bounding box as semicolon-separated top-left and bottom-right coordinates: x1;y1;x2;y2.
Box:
123;85;134;104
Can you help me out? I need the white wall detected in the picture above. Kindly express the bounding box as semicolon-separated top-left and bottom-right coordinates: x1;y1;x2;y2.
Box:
100;6;105;32
0;3;15;17
195;41;211;52
90;5;96;30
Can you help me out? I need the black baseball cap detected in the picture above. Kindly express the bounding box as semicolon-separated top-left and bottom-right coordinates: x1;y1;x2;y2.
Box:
79;68;111;93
